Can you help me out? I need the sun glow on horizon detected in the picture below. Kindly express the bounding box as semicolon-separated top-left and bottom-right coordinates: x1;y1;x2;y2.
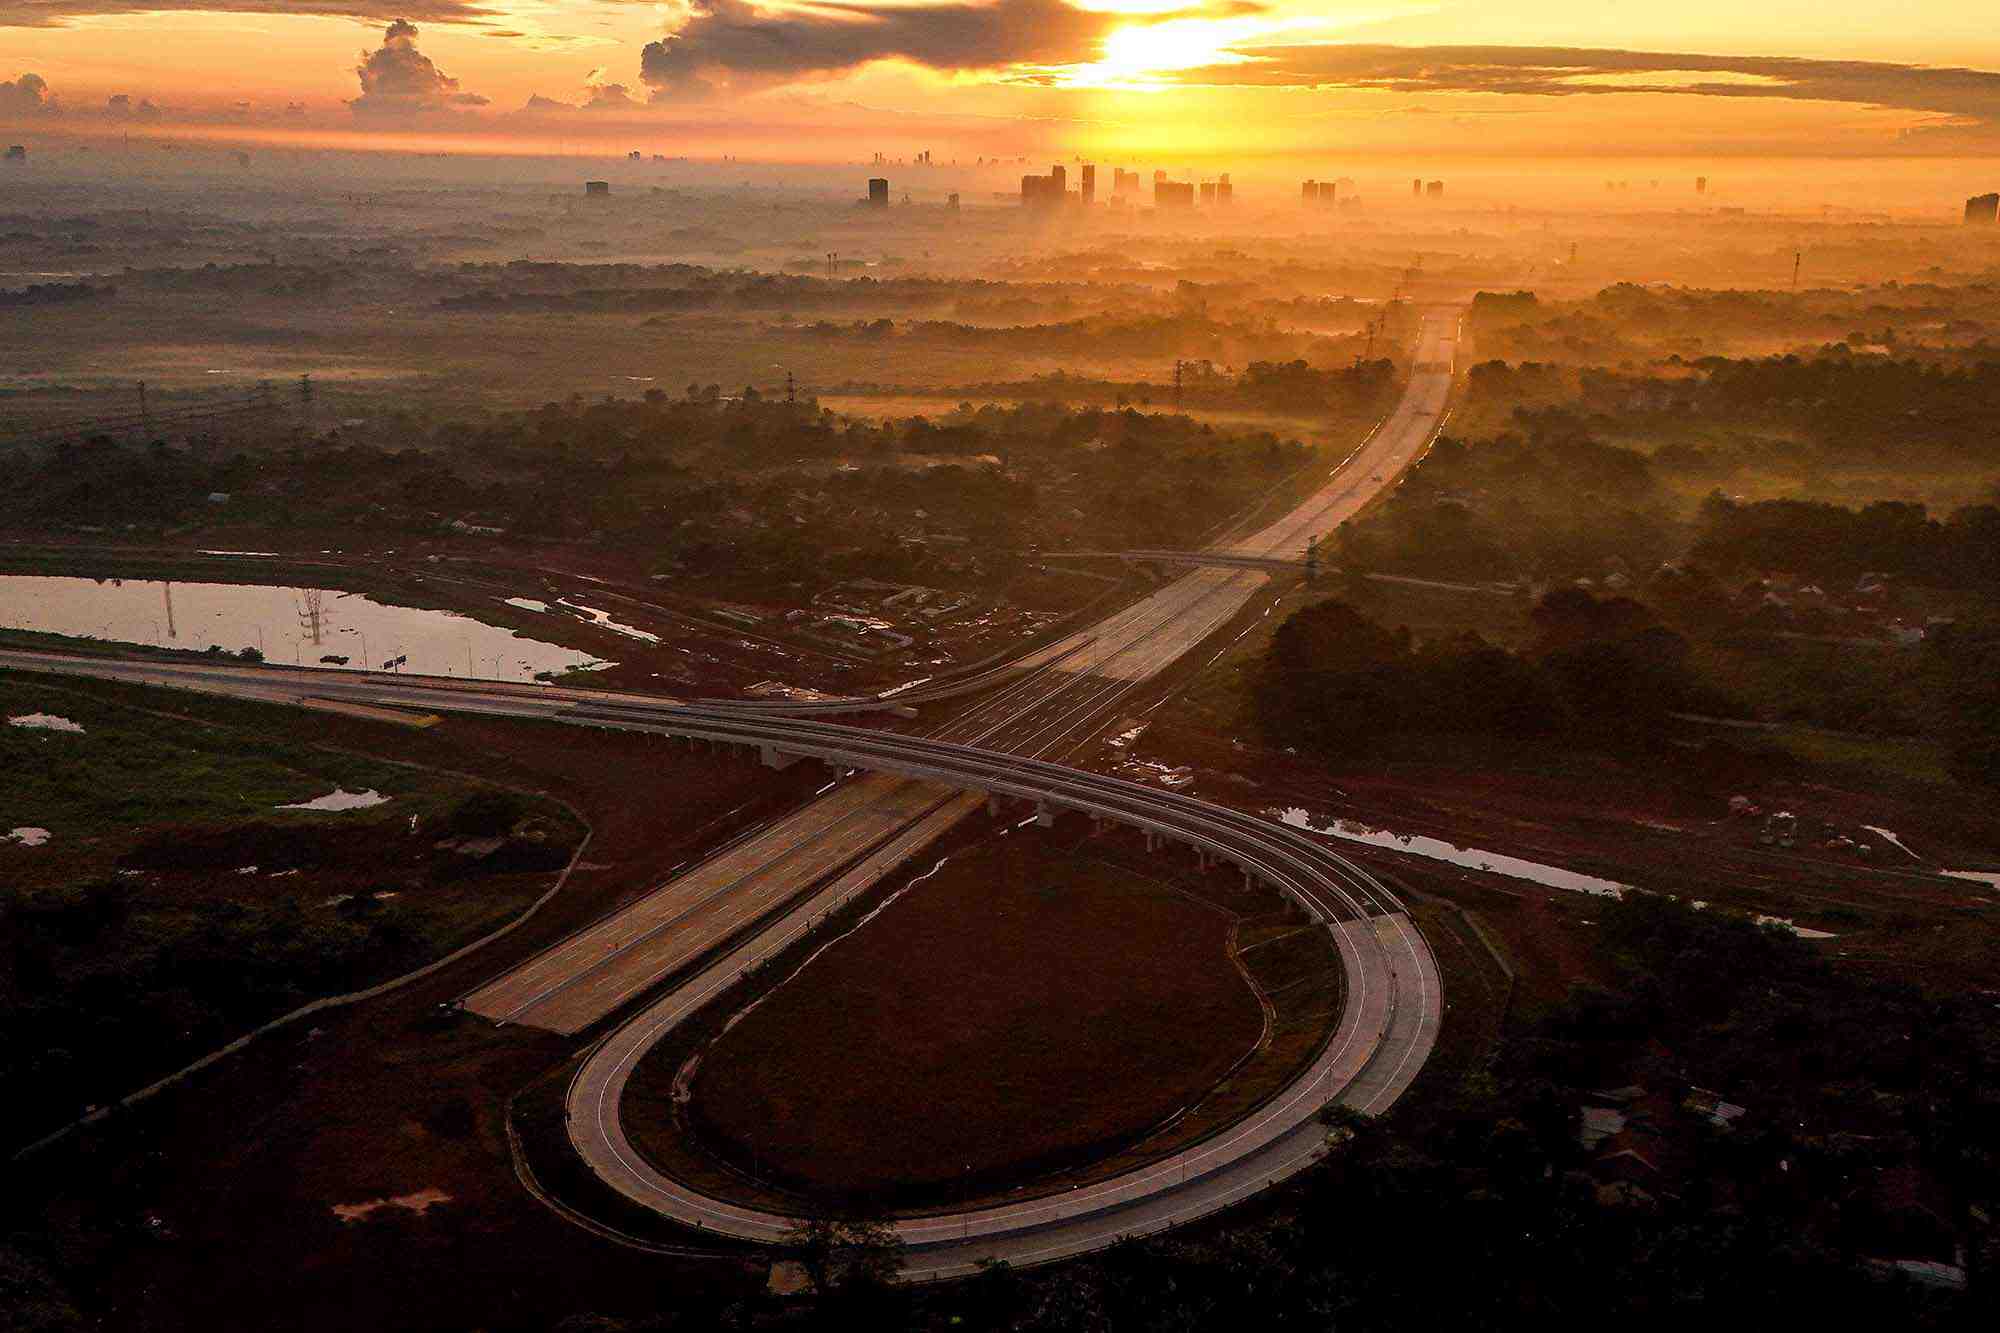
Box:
1055;14;1304;88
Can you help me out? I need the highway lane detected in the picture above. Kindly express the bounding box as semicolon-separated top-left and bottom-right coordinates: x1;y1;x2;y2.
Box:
464;775;957;1033
0;628;1445;1277
547;711;1441;1276
0;310;1458;1272
467;314;1458;1035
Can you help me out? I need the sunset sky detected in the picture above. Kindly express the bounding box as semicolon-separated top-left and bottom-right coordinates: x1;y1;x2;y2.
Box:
5;1;2000;159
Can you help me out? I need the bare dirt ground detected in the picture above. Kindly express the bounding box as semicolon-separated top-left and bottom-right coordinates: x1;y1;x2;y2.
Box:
621;815;1346;1214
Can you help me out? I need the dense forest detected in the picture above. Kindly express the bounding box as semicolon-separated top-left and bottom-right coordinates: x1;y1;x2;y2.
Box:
3;395;1326;583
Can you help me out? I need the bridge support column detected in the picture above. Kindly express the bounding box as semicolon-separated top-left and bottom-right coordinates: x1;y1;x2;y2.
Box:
987;796;1003;818
760;744;798;771
1035;801;1057;829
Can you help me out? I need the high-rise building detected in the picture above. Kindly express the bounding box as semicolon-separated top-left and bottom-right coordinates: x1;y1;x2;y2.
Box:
1155;180;1194;208
867;177;889;207
1426;180;1444;198
1696;176;1708;194
946;192;960;213
1199;181;1216;205
1302;180;1318;203
1080;164;1096;205
1216;181;1233;205
1050;164;1065;195
1966;193;1999;224
1412;178;1422;197
1020;169;1075;210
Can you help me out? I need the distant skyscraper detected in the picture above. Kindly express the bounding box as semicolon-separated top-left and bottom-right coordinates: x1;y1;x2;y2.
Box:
1080;164;1096;205
946;192;960;213
1302;180;1318;203
1412;178;1422;197
1199;181;1216;205
1050;164;1065;195
1216;181;1233;205
1426;180;1444;199
1696;176;1708;194
1967;193;1999;224
1021;169;1066;209
584;180;610;197
867;177;889;207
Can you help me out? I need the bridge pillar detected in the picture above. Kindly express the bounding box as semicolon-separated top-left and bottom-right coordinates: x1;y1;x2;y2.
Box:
1035;801;1057;829
986;796;1003;818
760;744;798;771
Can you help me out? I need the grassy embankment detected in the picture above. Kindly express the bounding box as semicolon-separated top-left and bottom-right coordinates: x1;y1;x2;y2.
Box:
1;669;580;1146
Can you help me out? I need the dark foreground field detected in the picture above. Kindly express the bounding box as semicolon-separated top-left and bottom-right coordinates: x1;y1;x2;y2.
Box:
4;681;810;1332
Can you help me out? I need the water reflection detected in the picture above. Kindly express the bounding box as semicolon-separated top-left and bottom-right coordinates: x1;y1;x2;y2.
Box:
0;575;608;682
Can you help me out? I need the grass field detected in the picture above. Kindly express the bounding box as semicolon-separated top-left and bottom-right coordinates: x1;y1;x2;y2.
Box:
1;669;581;1146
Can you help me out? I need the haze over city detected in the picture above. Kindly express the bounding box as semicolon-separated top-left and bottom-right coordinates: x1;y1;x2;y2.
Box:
4;4;1999;1332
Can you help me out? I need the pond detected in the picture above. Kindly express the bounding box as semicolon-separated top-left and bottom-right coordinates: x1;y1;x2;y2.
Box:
0;575;609;682
1269;806;1630;899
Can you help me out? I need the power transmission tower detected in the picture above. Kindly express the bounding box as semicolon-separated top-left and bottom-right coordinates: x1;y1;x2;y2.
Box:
1173;359;1185;410
296;589;326;647
1791;251;1802;290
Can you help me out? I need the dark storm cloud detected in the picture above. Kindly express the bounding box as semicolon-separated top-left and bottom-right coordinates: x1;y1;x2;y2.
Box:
1181;43;2000;130
639;0;1121;99
0;70;52;114
0;0;499;25
581;81;640;109
350;17;488;114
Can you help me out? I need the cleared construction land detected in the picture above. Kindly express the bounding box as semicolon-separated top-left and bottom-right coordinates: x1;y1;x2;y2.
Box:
624;823;1346;1211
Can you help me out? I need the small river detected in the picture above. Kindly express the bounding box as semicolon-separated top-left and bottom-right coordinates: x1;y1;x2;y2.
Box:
0;575;608;682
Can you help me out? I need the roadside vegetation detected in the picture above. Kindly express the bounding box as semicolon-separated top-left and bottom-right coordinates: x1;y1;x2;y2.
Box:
0;671;580;1147
5;396;1333;592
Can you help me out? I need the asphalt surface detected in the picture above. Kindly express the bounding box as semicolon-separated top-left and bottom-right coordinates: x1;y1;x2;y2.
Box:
0;309;1458;1275
463;774;960;1034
